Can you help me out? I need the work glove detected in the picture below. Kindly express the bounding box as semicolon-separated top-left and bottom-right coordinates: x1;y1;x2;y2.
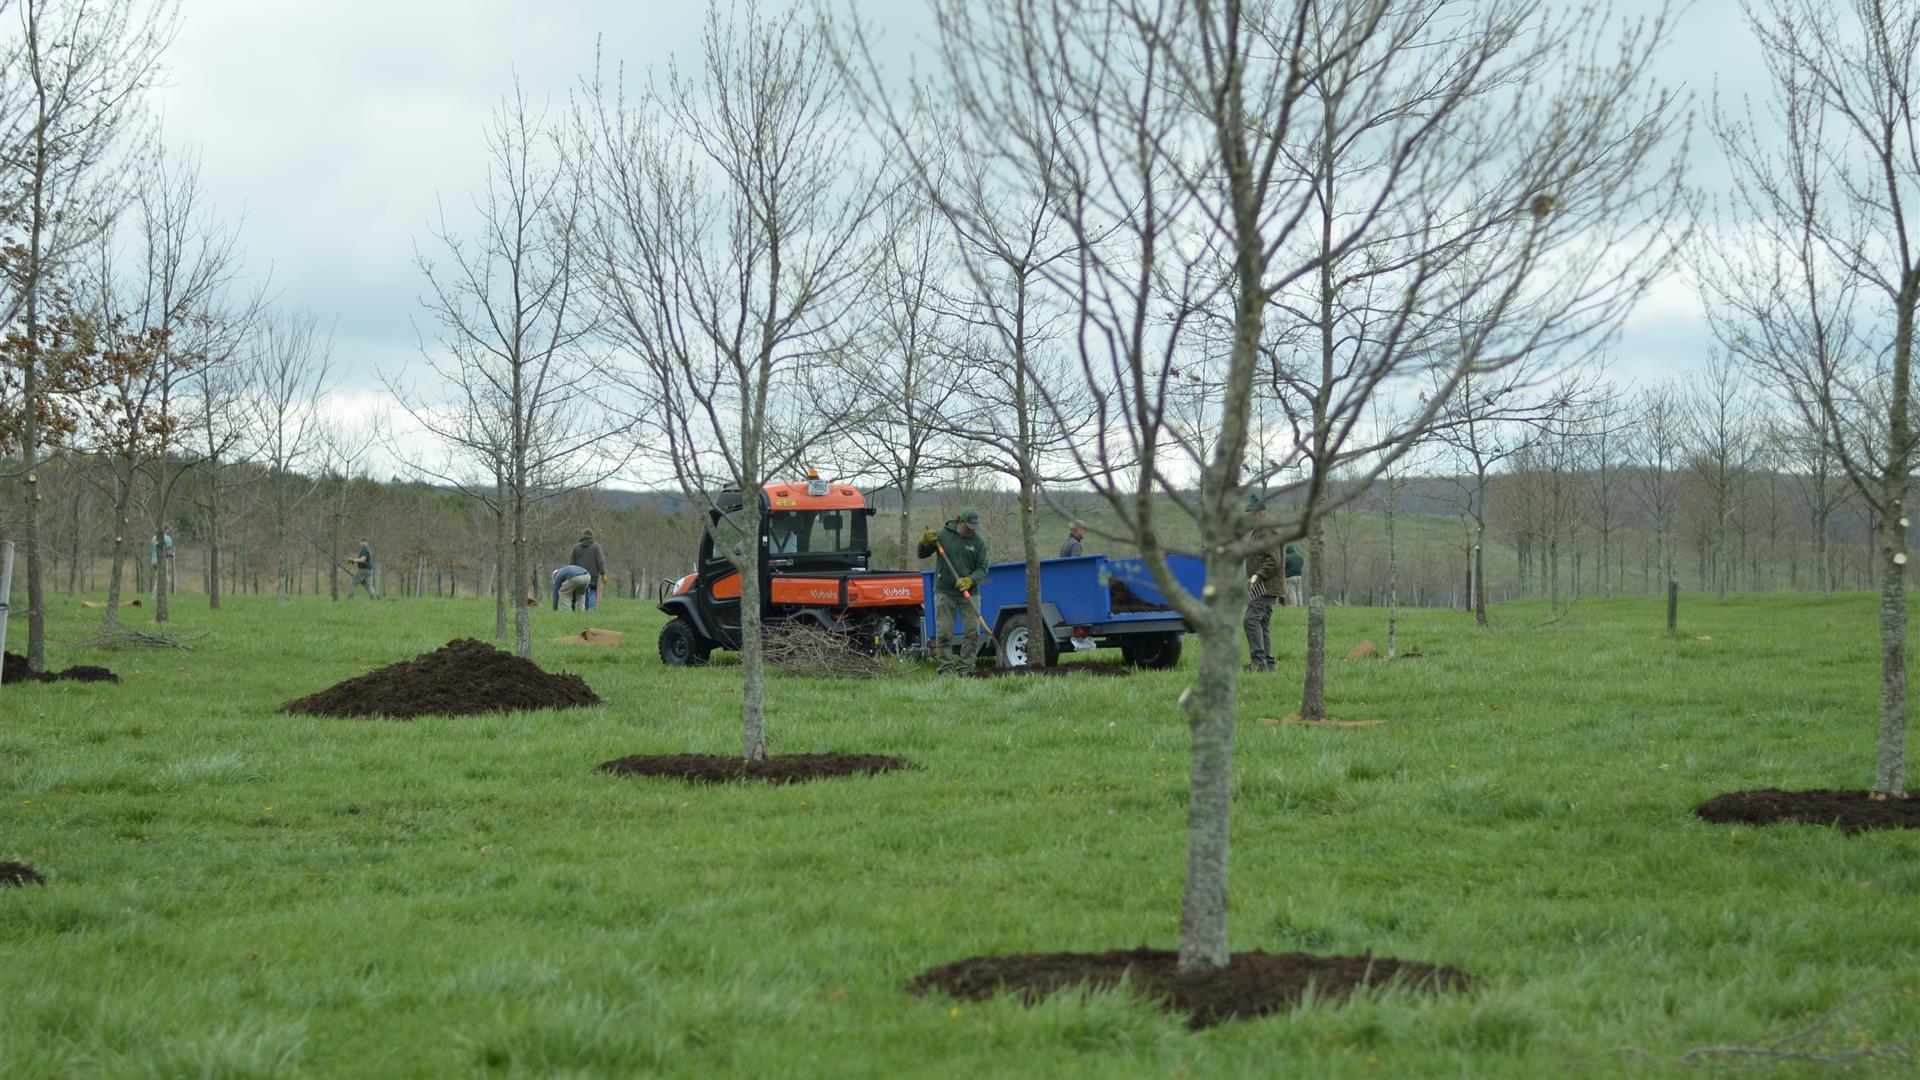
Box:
1248;575;1259;589
921;529;940;546
955;576;975;593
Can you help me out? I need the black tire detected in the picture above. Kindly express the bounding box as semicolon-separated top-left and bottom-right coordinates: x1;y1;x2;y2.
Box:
659;618;712;667
996;612;1059;668
1123;633;1183;669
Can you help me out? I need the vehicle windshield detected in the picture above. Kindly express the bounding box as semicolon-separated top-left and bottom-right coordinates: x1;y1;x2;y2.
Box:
767;509;866;555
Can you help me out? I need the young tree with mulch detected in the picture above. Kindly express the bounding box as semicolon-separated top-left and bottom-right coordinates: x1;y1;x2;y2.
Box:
580;0;880;762
1704;0;1920;803
859;0;1685;998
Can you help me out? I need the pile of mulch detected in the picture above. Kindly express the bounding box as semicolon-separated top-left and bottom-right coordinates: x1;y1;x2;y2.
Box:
0;861;46;887
910;946;1475;1029
1695;789;1920;833
1109;580;1172;614
3;651;120;684
970;661;1131;678
597;752;912;785
279;638;601;720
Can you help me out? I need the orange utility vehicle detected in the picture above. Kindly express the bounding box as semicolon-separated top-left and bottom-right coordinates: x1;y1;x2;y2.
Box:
656;474;926;665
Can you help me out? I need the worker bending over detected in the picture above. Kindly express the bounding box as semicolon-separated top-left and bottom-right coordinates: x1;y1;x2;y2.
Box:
552;564;592;611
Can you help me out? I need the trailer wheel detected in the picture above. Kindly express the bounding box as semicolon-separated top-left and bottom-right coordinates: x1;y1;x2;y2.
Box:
659;618;712;667
996;612;1058;668
1122;633;1183;670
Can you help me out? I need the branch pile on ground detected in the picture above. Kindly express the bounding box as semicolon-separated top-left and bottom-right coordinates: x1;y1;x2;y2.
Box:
280;638;601;719
87;625;192;650
598;752;912;784
910;947;1474;1029
1695;789;1920;832
1108;579;1172;614
762;624;896;678
0;861;46;887
4;651;120;684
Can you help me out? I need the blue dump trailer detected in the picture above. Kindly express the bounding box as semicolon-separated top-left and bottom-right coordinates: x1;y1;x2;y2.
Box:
922;552;1205;668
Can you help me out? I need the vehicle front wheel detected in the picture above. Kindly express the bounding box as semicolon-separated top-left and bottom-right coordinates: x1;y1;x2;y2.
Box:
659;618;712;667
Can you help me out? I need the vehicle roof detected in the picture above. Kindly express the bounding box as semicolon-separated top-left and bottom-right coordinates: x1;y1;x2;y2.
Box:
763;479;867;511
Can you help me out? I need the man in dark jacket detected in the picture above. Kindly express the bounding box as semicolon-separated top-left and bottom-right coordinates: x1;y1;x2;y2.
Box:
1058;522;1087;558
918;506;990;674
1243;496;1282;671
569;529;607;609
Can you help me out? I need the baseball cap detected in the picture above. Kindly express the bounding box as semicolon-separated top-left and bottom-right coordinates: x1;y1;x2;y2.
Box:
959;506;982;529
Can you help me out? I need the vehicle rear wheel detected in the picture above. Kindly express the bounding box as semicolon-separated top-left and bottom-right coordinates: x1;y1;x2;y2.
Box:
1122;633;1182;669
996;612;1058;668
659;618;712;667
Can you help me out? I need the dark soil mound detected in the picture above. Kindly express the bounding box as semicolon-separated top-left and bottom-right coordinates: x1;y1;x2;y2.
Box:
1109;580;1172;614
910;946;1474;1029
1695;788;1920;833
971;661;1131;678
0;860;46;887
597;752;912;784
3;651;120;684
280;638;601;719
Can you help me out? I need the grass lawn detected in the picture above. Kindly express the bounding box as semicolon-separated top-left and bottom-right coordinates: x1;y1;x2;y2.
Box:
3;589;1918;1076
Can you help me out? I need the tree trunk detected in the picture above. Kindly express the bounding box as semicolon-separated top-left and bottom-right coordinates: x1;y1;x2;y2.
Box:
1473;520;1489;627
101;469;136;630
738;475;768;762
152;512;171;624
1177;555;1241;972
493;502;508;639
896;478;915;571
1386;482;1399;658
511;492;530;658
1301;515;1328;721
1019;458;1045;668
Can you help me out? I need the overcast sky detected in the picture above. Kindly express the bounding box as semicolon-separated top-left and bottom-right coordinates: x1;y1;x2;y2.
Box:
146;0;1763;476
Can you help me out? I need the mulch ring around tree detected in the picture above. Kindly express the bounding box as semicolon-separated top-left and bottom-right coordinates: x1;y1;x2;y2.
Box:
970;661;1132;679
4;651;120;685
279;638;601;720
910;947;1475;1029
0;861;47;887
596;752;913;785
1695;789;1920;833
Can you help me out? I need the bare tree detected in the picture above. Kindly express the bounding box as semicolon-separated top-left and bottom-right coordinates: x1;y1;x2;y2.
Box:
401;84;614;657
584;0;879;759
248;310;330;602
1;0;172;670
1779;411;1846;596
1630;380;1686;601
311;418;375;602
129;145;245;624
1683;352;1753;602
186;314;251;609
1705;0;1920;797
1430;363;1570;625
885;0;1683;972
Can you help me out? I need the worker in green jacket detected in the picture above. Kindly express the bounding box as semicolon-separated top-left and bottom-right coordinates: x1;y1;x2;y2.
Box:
919;506;990;675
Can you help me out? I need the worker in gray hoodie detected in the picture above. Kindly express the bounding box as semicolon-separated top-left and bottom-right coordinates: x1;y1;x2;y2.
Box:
569;529;608;609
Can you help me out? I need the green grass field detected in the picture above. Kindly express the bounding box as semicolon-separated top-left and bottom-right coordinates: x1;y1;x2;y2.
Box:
4;590;1918;1077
